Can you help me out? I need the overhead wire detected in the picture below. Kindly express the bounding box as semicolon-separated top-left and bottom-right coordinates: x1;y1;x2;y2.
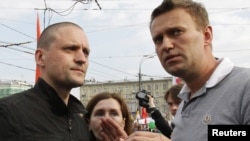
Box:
0;23;36;40
90;60;137;77
1;2;250;81
0;61;35;71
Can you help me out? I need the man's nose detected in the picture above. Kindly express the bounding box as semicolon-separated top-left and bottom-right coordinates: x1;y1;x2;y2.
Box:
75;50;87;64
162;37;174;52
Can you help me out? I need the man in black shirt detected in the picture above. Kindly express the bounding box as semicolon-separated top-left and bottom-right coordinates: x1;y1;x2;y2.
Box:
0;22;91;141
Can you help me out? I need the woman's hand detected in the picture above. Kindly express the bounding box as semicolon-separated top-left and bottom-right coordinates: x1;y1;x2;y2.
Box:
100;117;128;141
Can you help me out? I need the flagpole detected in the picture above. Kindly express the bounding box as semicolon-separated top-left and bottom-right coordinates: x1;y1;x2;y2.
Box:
35;13;41;82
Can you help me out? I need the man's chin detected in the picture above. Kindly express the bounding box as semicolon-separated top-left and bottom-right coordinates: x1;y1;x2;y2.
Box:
74;82;84;87
70;80;84;87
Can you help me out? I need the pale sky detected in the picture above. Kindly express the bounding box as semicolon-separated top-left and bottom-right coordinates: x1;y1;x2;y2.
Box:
0;0;250;97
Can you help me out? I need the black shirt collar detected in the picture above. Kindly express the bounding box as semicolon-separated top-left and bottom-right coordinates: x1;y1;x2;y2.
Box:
34;78;87;116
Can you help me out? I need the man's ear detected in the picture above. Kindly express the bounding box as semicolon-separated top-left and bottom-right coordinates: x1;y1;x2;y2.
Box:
35;48;45;67
203;25;213;47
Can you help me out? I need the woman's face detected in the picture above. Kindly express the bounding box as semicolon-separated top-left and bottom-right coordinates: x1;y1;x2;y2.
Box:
89;98;125;141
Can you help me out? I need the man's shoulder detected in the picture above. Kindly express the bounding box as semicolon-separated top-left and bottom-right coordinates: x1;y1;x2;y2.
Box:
231;67;250;79
233;66;250;72
0;88;35;109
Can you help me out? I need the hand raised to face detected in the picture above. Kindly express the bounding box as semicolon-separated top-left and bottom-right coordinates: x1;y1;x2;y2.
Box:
100;117;128;141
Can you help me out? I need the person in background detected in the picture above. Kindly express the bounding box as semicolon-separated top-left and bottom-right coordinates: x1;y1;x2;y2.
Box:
145;83;183;138
0;22;91;141
85;92;133;141
98;89;172;141
146;95;172;138
149;0;250;140
164;83;183;128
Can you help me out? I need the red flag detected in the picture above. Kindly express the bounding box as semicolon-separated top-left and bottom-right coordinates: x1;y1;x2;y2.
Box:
141;107;148;124
35;13;41;82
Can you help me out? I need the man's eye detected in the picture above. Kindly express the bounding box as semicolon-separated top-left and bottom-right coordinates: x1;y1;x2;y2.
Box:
171;29;182;36
82;49;90;57
65;47;76;51
153;36;163;44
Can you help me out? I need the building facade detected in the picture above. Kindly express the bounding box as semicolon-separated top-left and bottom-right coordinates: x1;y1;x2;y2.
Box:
0;80;33;98
80;77;173;120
